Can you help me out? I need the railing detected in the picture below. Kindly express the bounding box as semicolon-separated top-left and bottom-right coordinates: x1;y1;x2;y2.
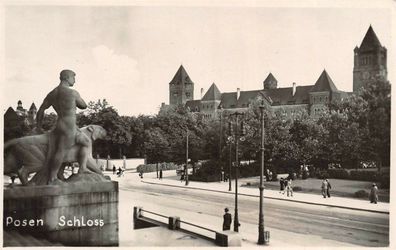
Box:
133;206;240;246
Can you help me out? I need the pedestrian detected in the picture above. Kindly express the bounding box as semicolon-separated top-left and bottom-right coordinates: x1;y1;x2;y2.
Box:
159;169;163;180
222;208;232;231
268;171;273;181
10;175;16;185
283;179;288;195
180;173;184;182
286;178;293;197
369;183;378;204
279;177;285;193
113;165;116;175
321;179;331;198
325;179;331;198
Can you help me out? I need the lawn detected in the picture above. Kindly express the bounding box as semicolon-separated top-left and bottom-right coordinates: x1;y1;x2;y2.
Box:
240;176;390;202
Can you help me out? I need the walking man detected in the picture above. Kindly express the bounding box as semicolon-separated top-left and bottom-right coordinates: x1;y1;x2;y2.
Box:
279;177;285;194
369;183;378;204
222;208;232;231
159;169;163;180
286;178;293;197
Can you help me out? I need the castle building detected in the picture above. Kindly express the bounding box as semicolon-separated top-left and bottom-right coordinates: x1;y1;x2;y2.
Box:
353;25;387;92
165;26;387;119
4;100;37;127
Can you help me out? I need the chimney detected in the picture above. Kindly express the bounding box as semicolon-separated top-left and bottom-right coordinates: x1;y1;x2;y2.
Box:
201;88;204;99
237;88;240;100
292;82;296;96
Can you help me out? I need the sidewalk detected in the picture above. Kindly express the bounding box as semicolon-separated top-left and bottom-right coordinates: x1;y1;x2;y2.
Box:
116;172;357;247
140;170;389;214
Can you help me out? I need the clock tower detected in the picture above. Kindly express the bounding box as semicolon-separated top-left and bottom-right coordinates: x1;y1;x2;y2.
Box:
353;26;387;92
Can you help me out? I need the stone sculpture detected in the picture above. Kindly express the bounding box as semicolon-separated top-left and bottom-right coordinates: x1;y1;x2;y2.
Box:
4;125;107;185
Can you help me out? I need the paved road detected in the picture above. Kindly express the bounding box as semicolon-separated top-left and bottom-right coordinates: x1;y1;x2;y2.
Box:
119;176;389;247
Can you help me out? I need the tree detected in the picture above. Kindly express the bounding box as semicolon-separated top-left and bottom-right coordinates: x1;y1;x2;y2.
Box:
78;99;132;158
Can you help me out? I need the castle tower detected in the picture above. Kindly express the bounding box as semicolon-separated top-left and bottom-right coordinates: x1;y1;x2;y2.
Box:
28;103;37;125
263;72;278;89
169;65;194;105
309;70;338;117
16;100;24;112
353;26;387;92
201;83;222;119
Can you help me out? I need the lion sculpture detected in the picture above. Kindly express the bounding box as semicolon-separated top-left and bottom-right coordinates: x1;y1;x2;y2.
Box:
4;125;107;185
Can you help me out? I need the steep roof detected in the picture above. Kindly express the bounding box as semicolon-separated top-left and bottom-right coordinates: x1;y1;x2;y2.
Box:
359;26;382;51
219;92;238;109
263;73;277;84
169;65;194;85
237;90;261;108
310;70;338;92
4;107;18;122
29;103;37;111
265;86;312;105
202;83;222;101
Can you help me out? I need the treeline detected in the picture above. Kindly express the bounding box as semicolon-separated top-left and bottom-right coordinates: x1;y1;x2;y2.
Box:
5;80;390;174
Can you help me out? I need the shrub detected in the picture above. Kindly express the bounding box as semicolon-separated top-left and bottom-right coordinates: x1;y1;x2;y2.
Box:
302;170;308;180
327;168;350;179
189;159;222;182
315;170;329;179
349;170;377;182
378;174;390;189
271;172;278;181
293;186;303;191
136;162;179;173
354;190;369;198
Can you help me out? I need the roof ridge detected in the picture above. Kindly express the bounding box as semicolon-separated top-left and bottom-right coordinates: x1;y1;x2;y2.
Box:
202;83;221;101
359;25;382;51
169;65;194;85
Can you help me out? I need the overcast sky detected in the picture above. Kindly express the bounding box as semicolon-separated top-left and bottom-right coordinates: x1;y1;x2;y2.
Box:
1;1;393;116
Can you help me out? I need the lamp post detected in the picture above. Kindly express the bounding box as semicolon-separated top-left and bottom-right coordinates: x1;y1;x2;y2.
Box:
228;139;232;191
228;112;245;233
218;106;223;182
185;128;189;186
258;101;269;245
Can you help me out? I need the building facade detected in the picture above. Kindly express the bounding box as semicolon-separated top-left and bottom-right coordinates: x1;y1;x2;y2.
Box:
353;26;387;92
4;100;37;127
165;26;387;119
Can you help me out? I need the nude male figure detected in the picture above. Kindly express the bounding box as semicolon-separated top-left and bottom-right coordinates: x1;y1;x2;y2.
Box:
36;69;91;184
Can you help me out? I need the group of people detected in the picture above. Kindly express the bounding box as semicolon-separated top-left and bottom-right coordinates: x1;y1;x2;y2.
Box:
279;177;293;197
112;165;124;177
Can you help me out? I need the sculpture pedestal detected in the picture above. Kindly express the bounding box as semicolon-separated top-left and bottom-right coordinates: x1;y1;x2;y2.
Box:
3;181;118;246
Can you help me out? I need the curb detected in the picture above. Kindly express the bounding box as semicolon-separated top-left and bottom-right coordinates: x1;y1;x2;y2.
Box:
141;180;389;215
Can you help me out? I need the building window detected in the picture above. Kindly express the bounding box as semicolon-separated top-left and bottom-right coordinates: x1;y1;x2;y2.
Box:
186;92;191;98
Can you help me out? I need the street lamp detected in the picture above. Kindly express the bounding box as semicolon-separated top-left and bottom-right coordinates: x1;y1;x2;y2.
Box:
185;128;189;186
258;101;269;245
218;105;223;182
227;136;232;191
228;112;245;233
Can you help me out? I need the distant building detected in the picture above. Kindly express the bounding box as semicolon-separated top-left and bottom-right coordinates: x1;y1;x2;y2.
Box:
353;25;387;92
4;100;37;127
163;26;387;119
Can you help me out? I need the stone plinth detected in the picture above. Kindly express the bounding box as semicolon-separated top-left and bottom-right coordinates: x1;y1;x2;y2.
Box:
215;231;241;247
3;181;118;246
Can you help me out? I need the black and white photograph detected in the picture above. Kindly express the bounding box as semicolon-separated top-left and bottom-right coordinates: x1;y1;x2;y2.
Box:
1;0;394;248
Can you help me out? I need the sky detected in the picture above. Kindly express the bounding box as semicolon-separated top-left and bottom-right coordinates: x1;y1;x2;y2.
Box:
1;1;394;116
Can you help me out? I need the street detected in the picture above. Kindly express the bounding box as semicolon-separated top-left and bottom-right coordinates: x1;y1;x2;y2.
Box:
116;172;389;247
